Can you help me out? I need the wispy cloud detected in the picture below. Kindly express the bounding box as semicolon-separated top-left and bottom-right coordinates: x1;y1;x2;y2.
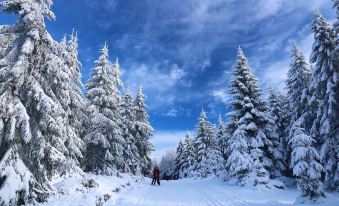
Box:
151;130;189;158
120;61;190;110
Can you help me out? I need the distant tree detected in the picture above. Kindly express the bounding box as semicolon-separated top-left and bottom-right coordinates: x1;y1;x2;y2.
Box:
190;110;224;178
173;140;184;176
179;132;195;178
160;150;177;178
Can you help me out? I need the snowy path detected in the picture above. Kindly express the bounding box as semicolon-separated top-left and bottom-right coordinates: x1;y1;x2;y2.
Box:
109;178;339;206
109;178;319;206
37;176;339;206
113;178;232;206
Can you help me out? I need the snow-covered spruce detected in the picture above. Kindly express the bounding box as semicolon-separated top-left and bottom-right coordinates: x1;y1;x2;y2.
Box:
120;87;141;175
285;43;312;177
0;0;84;204
329;0;339;192
215;115;228;160
267;87;289;176
286;43;311;130
308;10;338;191
189;109;224;178
65;30;88;152
175;132;195;178
226;128;252;185
134;86;155;176
308;11;336;144
289;123;325;202
58;31;88;175
83;43;124;175
173;140;184;177
225;47;284;186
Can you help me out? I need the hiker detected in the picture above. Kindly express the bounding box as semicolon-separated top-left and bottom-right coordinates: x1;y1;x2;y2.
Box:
151;167;160;185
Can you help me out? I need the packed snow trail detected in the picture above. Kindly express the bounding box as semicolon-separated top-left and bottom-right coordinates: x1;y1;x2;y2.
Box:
35;175;339;206
109;178;339;206
113;178;232;206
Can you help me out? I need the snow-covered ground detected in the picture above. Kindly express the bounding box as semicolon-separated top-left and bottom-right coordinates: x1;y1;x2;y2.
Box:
35;175;339;206
33;174;142;206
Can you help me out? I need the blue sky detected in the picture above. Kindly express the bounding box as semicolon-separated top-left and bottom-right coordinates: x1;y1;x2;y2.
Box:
0;0;335;158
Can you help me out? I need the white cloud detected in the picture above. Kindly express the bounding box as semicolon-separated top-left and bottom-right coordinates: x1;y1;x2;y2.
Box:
212;89;230;104
170;67;186;80
260;60;289;91
163;106;191;117
151;130;189;159
255;0;284;20
121;62;187;110
164;108;178;117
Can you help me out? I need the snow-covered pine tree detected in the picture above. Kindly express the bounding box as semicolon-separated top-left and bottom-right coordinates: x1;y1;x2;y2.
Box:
134;86;154;175
84;43;124;175
66;31;88;137
225;47;284;186
289;123;325;201
250;148;270;187
309;10;338;191
268;88;288;146
0;98;36;204
265;112;285;178
0;0;85;204
111;58;123;103
173;140;184;177
58;31;88;175
179;132;195;178
308;11;335;143
335;0;339;67
216;114;227;160
329;0;339;192
285;43;311;177
286;43;311;129
121;87;141;175
225;128;252;185
107;57;125;172
190;109;224;178
267;87;288;176
60;34;67;50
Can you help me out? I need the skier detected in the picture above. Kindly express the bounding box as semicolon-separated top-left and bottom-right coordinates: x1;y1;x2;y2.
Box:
151;167;161;185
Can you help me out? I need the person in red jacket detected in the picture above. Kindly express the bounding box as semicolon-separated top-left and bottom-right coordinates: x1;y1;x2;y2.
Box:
151;167;161;185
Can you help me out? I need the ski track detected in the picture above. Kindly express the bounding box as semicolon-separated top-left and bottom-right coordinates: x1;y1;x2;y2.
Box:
106;178;339;206
192;185;225;206
109;179;235;206
188;181;231;206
